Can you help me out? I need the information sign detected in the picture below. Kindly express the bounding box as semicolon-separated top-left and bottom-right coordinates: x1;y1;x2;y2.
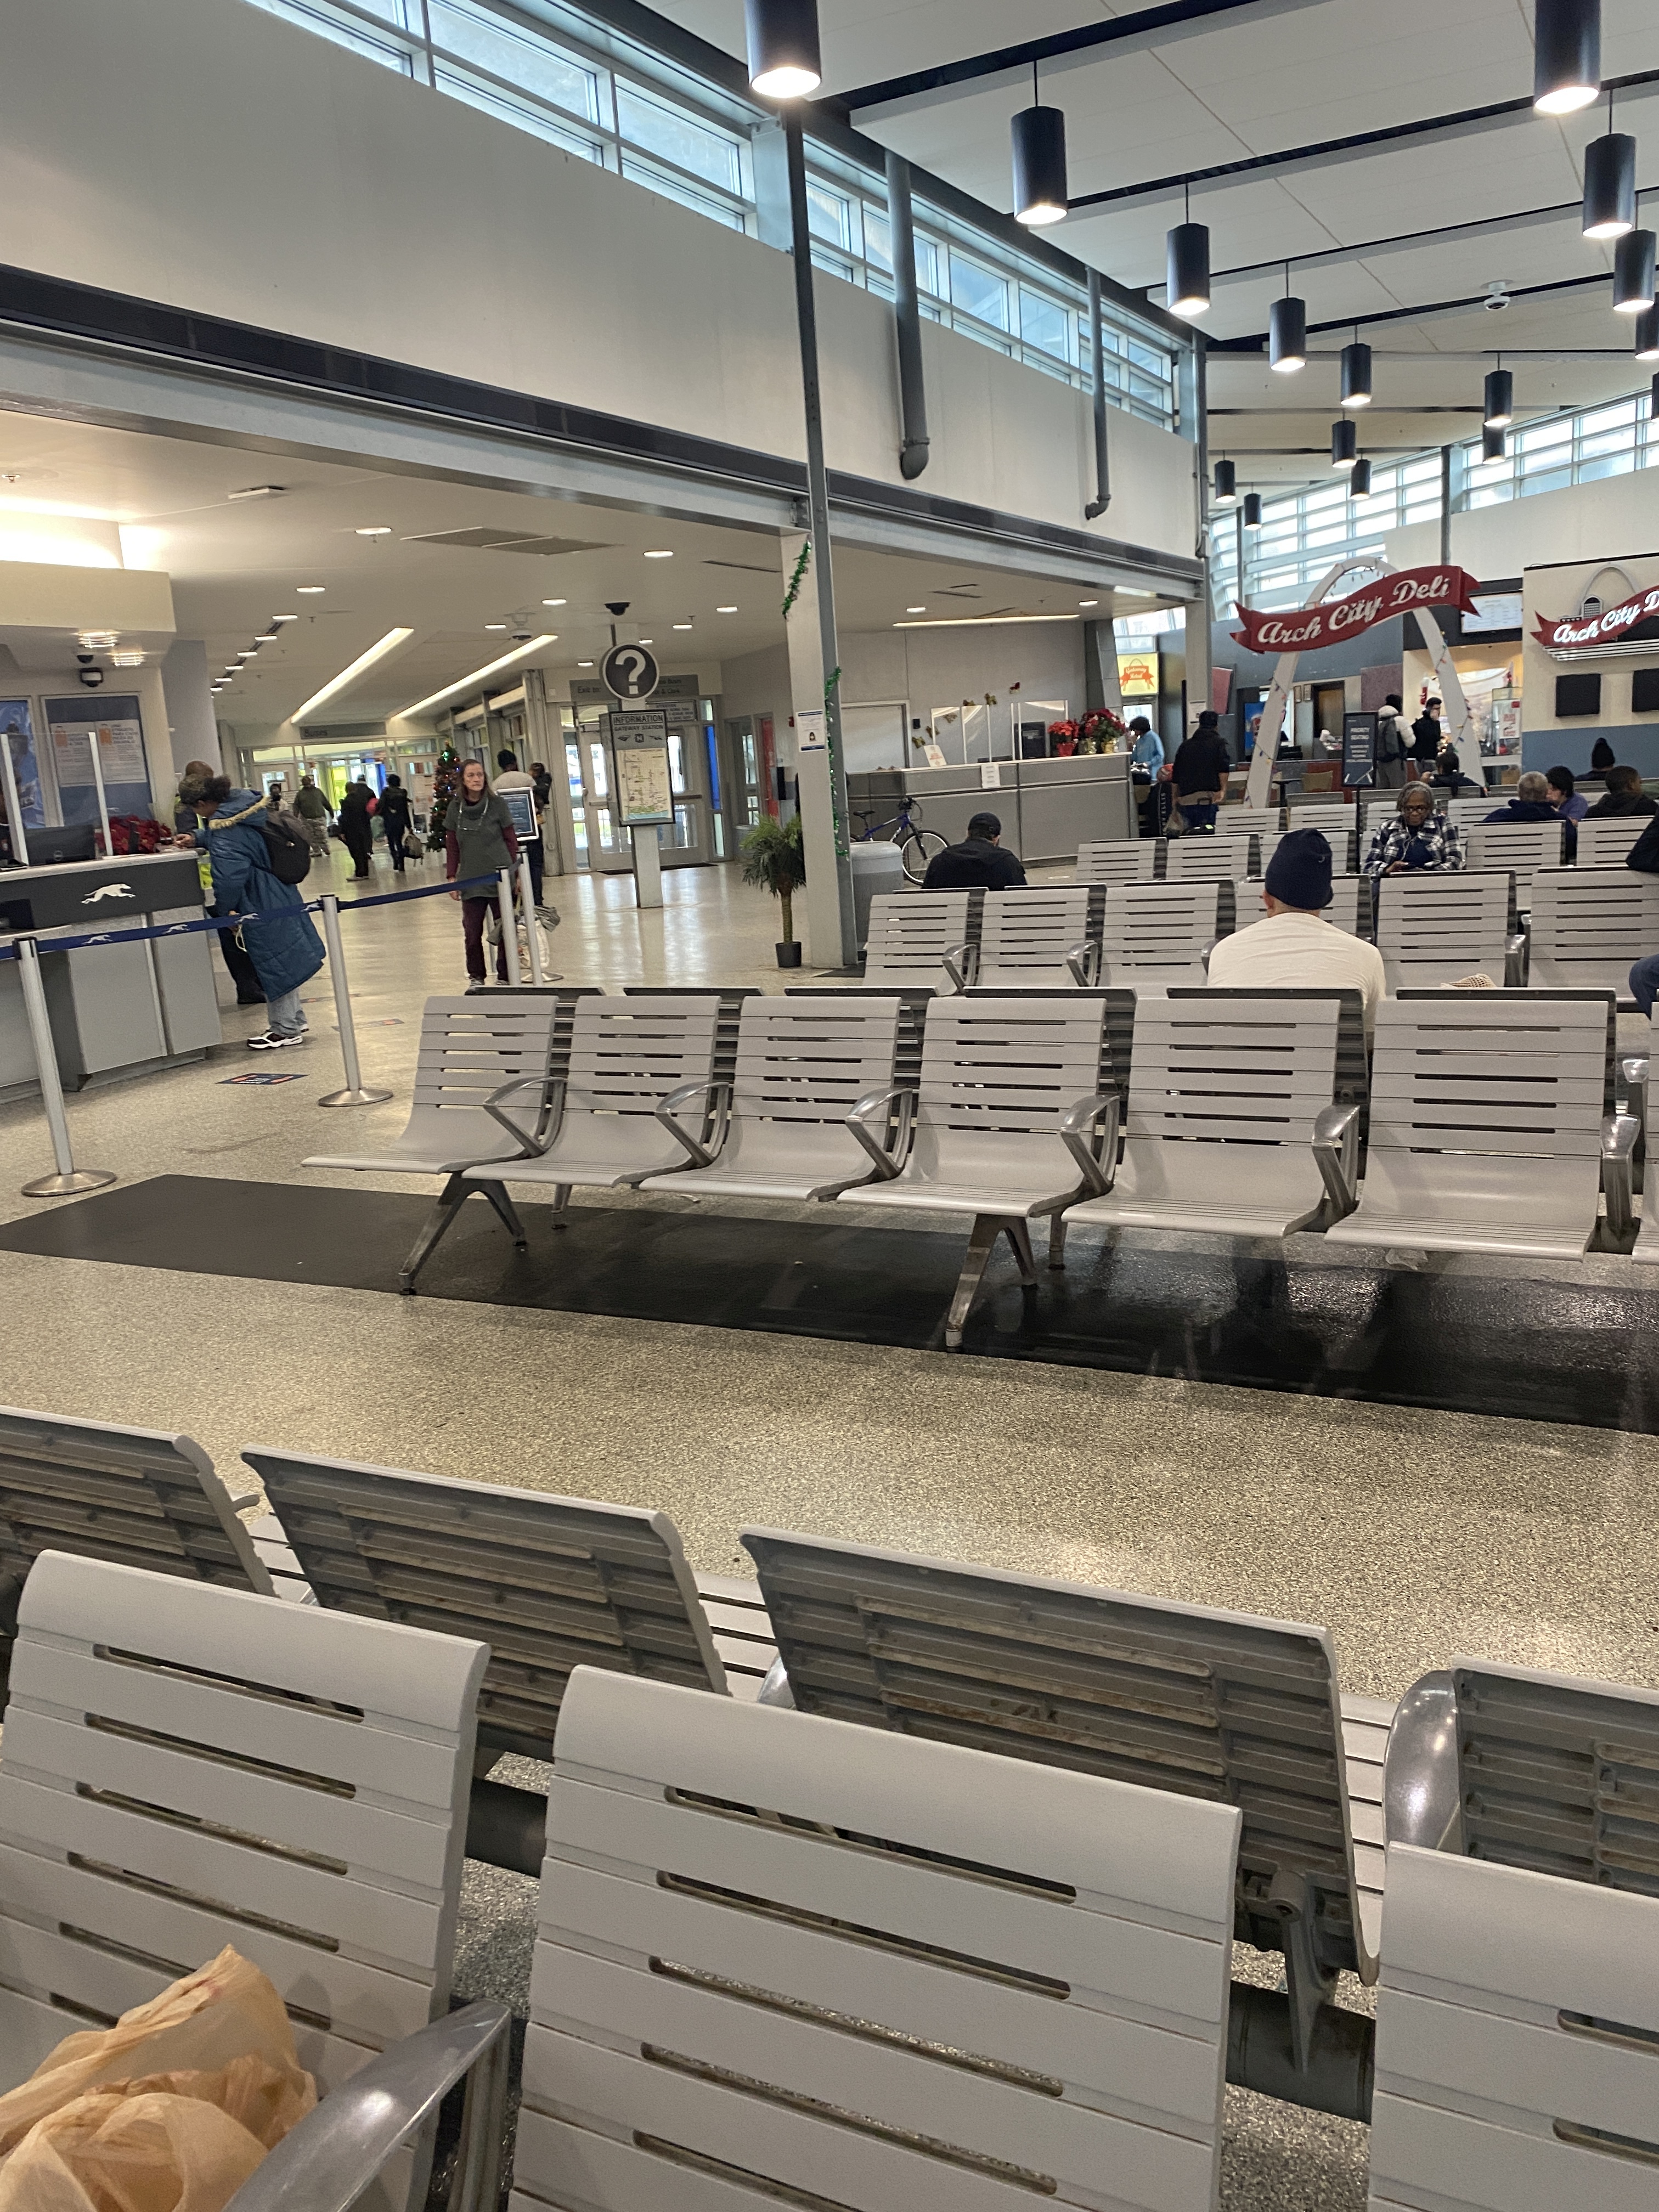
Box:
498;788;539;844
608;709;674;825
1341;710;1378;791
602;644;661;701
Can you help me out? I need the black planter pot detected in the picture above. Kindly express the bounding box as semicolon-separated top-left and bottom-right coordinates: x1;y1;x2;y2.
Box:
775;940;803;968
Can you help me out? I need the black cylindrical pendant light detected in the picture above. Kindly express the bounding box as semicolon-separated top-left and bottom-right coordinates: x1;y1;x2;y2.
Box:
1269;278;1306;374
1349;457;1372;498
1340;339;1373;408
1012;69;1068;227
1242;492;1263;527
1637;303;1659;362
744;0;821;98
1482;425;1506;462
1534;0;1600;114
1167;178;1209;317
1330;417;1358;467
1483;366;1513;427
1614;228;1657;313
1212;458;1237;505
1583;129;1636;238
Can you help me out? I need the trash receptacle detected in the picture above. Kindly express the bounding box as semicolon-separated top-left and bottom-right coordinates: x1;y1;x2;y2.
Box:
849;840;906;960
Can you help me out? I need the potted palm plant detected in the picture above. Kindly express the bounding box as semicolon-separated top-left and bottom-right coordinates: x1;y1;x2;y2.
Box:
740;812;807;967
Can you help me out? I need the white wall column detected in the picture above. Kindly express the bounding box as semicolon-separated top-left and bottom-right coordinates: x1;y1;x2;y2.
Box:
159;639;219;775
523;668;574;877
781;529;845;968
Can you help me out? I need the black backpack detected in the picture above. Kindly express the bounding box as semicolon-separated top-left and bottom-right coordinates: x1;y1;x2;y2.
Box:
259;812;313;886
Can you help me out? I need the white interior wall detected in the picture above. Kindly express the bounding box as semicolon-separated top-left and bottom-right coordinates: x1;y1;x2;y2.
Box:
3;0;1195;562
1385;469;1658;579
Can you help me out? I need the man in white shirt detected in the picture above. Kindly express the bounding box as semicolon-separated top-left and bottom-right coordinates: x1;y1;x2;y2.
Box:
1206;825;1385;1031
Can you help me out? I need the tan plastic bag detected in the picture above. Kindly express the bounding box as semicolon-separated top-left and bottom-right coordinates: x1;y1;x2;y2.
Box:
0;1947;316;2212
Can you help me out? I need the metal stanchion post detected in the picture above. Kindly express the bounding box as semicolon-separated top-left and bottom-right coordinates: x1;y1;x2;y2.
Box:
496;867;522;987
88;736;112;857
0;736;29;867
516;854;546;984
315;894;393;1108
15;939;116;1196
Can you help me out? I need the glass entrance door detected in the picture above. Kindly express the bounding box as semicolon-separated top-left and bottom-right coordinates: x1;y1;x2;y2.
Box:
573;719;632;873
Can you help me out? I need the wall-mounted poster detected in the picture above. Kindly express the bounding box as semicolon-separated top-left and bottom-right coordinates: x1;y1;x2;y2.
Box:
1118;652;1160;698
46;695;151;823
0;702;44;835
608;708;674;826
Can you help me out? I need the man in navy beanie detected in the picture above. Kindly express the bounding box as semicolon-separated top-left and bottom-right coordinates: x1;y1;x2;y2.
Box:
1206;823;1386;1030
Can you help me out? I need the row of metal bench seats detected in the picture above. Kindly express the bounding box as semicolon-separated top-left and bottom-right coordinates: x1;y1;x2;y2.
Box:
1078;811;1645;898
867;871;1659;1002
0;1410;1654;2212
1186;793;1631;840
307;985;1637;1328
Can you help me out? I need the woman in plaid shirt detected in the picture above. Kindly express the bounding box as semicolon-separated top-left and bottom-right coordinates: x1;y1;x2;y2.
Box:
1362;782;1465;876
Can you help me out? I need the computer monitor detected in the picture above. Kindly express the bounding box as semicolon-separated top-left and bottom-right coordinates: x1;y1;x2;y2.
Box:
23;823;98;866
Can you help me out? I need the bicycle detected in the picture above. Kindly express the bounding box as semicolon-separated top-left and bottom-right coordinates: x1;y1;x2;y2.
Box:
853;794;947;883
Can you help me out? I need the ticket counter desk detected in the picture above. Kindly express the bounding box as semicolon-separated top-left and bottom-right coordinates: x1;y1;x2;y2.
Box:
847;751;1134;864
0;853;222;1097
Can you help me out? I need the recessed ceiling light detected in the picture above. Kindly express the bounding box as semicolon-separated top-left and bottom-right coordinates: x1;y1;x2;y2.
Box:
1079;599;1098;607
291;626;416;723
578;659;595;667
543;598;566;607
255;629;280;642
228;485;285;501
644;549;673;558
906;606;927;613
270;612;298;624
673;622;693;630
356;526;392;538
639;637;654;644
716;605;738;613
296;585;325;594
485;623;507;631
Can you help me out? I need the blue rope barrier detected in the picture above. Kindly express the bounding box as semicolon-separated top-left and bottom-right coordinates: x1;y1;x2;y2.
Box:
336;871;500;911
0;870;506;957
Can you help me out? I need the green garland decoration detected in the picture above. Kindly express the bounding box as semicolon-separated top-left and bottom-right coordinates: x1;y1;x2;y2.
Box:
781;539;811;620
823;666;841;702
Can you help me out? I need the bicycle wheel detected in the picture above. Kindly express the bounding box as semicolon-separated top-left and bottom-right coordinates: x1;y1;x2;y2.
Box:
899;829;947;883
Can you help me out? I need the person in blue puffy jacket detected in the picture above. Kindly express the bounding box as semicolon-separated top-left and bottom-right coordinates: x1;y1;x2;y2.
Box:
179;774;324;1050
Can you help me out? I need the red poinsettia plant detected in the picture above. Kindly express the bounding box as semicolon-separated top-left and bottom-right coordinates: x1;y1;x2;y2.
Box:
1081;708;1130;747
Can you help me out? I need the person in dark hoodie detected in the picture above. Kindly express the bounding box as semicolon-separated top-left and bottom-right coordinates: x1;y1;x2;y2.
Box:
1485;770;1575;859
1170;710;1232;833
1587;764;1657;818
179;774;325;1049
922;811;1026;890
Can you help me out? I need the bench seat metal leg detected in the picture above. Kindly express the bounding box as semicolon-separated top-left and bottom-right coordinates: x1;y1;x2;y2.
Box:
399;1173;472;1295
945;1215;1039;1350
479;1179;529;1249
1048;1215;1068;1271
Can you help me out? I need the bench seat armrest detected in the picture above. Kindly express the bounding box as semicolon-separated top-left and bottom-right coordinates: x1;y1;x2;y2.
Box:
846;1084;916;1178
941;941;977;994
1504;932;1528;988
1063;939;1102;989
655;1078;727;1170
1059;1091;1120;1196
1313;1101;1362;1217
484;1073;562;1156
1601;1111;1640;1239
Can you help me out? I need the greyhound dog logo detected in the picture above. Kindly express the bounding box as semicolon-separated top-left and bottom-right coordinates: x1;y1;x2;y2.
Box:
81;883;134;905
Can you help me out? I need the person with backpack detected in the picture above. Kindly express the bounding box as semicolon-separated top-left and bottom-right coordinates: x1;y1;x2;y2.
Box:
1374;694;1408;787
177;773;324;1049
336;780;375;879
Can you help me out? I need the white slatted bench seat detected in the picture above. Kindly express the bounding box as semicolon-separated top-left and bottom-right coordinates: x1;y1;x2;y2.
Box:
1219;804;1279;838
834;994;1114;1349
1374;868;1519;991
452;994;723;1288
1575;815;1649;868
977;884;1106;988
1101;881;1231;989
690;1569;778;1700
1526;865;1659;1000
0;1552;487;2211
1466;818;1566;906
1075;838;1159;885
1065;988;1363;1242
240;1448;729;1877
1444;794;1506;832
1324;991;1634;1259
1164;834;1256;882
742;1530;1381;2047
861;888;983;991
644;994;907;1203
512;1666;1242;2212
1281;803;1358;870
1369;1658;1659;2212
0;1405;270;1630
305;993;563;1290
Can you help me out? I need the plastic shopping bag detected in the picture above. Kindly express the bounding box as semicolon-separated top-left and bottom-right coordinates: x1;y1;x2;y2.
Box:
0;1946;315;2212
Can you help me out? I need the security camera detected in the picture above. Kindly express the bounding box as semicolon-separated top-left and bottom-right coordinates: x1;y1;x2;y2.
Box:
76;652;95;665
605;601;630;617
512;631;533;642
1484;283;1510;313
78;664;105;689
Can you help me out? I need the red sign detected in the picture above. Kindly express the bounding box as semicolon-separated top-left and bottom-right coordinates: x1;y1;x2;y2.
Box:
1533;580;1659;658
1231;566;1482;656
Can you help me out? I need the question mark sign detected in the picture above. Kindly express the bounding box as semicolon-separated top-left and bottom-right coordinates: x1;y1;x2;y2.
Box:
616;648;647;696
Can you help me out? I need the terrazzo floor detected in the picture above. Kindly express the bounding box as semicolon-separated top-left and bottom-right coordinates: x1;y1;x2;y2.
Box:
3;844;1655;2211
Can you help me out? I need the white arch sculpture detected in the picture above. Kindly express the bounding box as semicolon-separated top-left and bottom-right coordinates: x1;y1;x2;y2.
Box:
1242;558;1473;812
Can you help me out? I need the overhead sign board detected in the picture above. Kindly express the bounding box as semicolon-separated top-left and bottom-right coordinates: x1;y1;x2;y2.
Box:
602;643;661;701
1341;710;1377;791
1118;652;1159;698
1533;579;1659;660
1231;566;1481;656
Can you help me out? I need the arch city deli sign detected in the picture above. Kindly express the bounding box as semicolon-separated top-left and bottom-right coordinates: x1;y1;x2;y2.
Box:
1533;580;1659;661
1231;566;1482;656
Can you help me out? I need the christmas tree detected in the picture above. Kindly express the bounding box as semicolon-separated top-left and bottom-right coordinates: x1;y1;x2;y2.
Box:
426;740;460;850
